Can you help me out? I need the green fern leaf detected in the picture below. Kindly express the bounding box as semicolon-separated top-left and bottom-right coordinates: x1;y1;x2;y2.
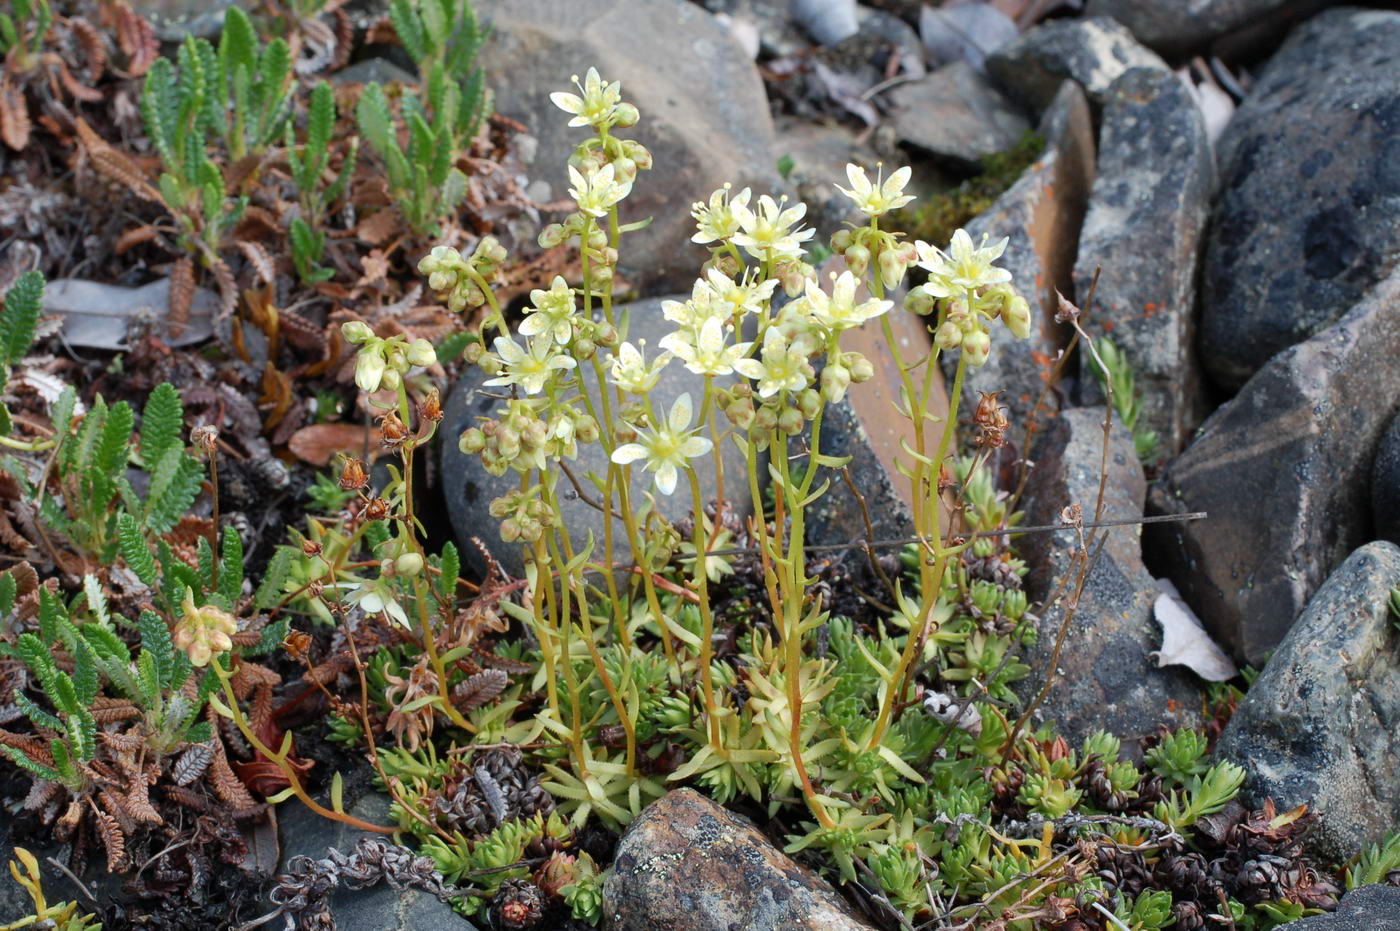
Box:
141;57;180;172
0;571;15;617
219;530;244;603
306;80;334;161
389;0;427;64
94;399;134;484
356;82;396;158
13;692;63;731
255;546;294;610
1;747;62;783
139;610;177;691
0;269;44;367
140;382;184;469
144;447;203;534
81;622;131;666
438;541;459;600
136;649;160;708
118;512;158;587
218;6;257;84
37;586;65;645
247;617;288;656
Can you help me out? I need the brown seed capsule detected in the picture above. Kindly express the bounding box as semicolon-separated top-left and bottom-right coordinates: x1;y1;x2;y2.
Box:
364;497;389;521
282;630;312;660
301;539;323;557
419;389;443;422
972;391;1009;449
379;410;410;446
191;424;219;455
339;457;369;491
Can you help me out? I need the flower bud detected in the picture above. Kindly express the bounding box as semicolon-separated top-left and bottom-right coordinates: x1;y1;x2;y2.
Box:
848;353;875;383
623;140;652;170
355;346;387;393
475;236;508;267
962;328;991;367
612;157;636;184
380;367;402;391
395;552;424;577
594;323;620;349
428;270;453;291
406;338;437;367
797;388;822;419
538;224;567;249
613;102;640;127
830;229;853;252
342;321;375;344
754;405;778;432
845;245;870;277
575;414;600;443
463;340;485;365
459;427;486;454
777;406;805;436
821;364;851;403
725;399;755;430
878;248;904;290
523;420;549;448
1001;295;1031;340
934;320;963;351
500;518;521;542
903;288;937;316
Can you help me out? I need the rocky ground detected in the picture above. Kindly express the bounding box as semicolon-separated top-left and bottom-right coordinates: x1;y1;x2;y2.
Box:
3;0;1399;928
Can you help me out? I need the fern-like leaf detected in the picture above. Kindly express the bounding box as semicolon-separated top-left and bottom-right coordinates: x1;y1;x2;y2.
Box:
139;610;177;691
144;447;202;534
118;512;158;587
255;546;293;611
0;269;44;367
219;530;243;604
140;382;184;469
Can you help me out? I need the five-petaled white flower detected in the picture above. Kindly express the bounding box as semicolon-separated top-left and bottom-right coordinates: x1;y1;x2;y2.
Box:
732;194;815;261
611;393;713;495
805;271;893;334
608;341;670;394
549;68;623;129
734;327;812;398
568;162;632;218
706;268;778;319
835;163;915;218
484;336;577;395
661;316;751;377
518;276;579;346
916;229;1012;298
691;184;752;244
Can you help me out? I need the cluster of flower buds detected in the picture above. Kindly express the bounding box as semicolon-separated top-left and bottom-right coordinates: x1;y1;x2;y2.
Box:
416;238;509;315
902;229;1029;367
459;398;598;477
830;227;919;291
539;213;619;287
175;589;238;667
341;322;437;394
488;486;556;545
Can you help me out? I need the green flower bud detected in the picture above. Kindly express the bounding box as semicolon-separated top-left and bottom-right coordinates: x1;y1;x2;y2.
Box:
903;287;937;316
575;414;600;443
797;388;822;419
395;552;424;577
342;321;375;344
830;229;853;252
934;320;963;351
777;406;804;436
725;398;755;430
406;338;437;367
845;245;870;277
962;328;991;367
539;224;567;249
459;427;487;454
1001;294;1031;340
463;340;485;365
754;405;778;432
821;364;851;403
848;354;874;383
499;518;521;542
613;102;640;127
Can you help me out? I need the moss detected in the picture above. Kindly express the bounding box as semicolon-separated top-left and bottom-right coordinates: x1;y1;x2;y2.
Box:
891;130;1045;247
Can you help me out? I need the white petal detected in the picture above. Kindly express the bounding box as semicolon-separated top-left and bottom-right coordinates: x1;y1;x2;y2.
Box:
669;392;693;431
611;444;647;465
549;91;583;114
681;436;713;458
654;464;677;495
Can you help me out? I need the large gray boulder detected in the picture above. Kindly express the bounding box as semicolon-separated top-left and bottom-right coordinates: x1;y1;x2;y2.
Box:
1073;67;1213;455
1017;408;1203;745
887;61;1031;166
1199;8;1400;391
441;296;752;579
603;789;875;930
944;80;1096;430
1084;0;1325;56
1150;267;1400;666
986;17;1168;113
1280;885;1400;930
1375;410;1400;546
1215;542;1400;864
475;0;780;295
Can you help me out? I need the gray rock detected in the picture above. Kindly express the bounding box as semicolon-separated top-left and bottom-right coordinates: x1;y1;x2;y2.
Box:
919;3;1018;73
441;296;753;578
1215;542;1400;864
602;788;875;930
131;0;247;40
986;17;1168;114
1016;407;1203;744
888;61;1032;165
1084;0;1328;56
1073;67;1213;455
1199;9;1400;391
475;0;780;295
1149;268;1400;666
772;118;876;235
944;80;1097;430
1281;885;1400;930
1375;410;1400;545
855;6;926;78
277;794;478;930
332;58;420;87
793;0;858;45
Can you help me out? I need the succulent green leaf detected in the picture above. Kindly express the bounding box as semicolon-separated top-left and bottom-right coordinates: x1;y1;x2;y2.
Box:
0;269;44;367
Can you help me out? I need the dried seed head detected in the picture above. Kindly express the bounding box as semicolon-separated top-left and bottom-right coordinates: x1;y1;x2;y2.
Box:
283;630;312;660
302;539;323;557
379;411;410;446
339;457;369;491
419;389;443;422
364;497;389;521
191;424;219;455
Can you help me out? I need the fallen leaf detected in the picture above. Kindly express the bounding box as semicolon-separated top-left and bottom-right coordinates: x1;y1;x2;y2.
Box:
237;807;279;877
45;277;215;349
287;422;383;466
1152;578;1238;682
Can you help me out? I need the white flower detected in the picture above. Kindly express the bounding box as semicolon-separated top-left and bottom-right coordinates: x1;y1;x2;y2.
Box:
691;184;752;244
483;336;577;395
608;341;670;394
568;162;632;217
916;229;1012;298
549;68;623;128
731;194;815;261
610;393;713;495
518;276;579;346
661;316;751;377
345;576;409;628
661;278;721;331
354;343;387;393
804;271;892;333
734;327;811;398
835;163;915;218
706;268;778;318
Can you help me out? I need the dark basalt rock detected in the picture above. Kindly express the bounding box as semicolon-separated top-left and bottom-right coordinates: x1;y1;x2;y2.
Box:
1215;542;1400;864
1199;8;1400;391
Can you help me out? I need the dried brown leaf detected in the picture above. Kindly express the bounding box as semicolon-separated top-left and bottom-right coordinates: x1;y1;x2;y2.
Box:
452;669;508;711
0;78;32;152
114;224;159;254
355;207;400;246
169;258;195;339
287;422;383;467
91;803;129;873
